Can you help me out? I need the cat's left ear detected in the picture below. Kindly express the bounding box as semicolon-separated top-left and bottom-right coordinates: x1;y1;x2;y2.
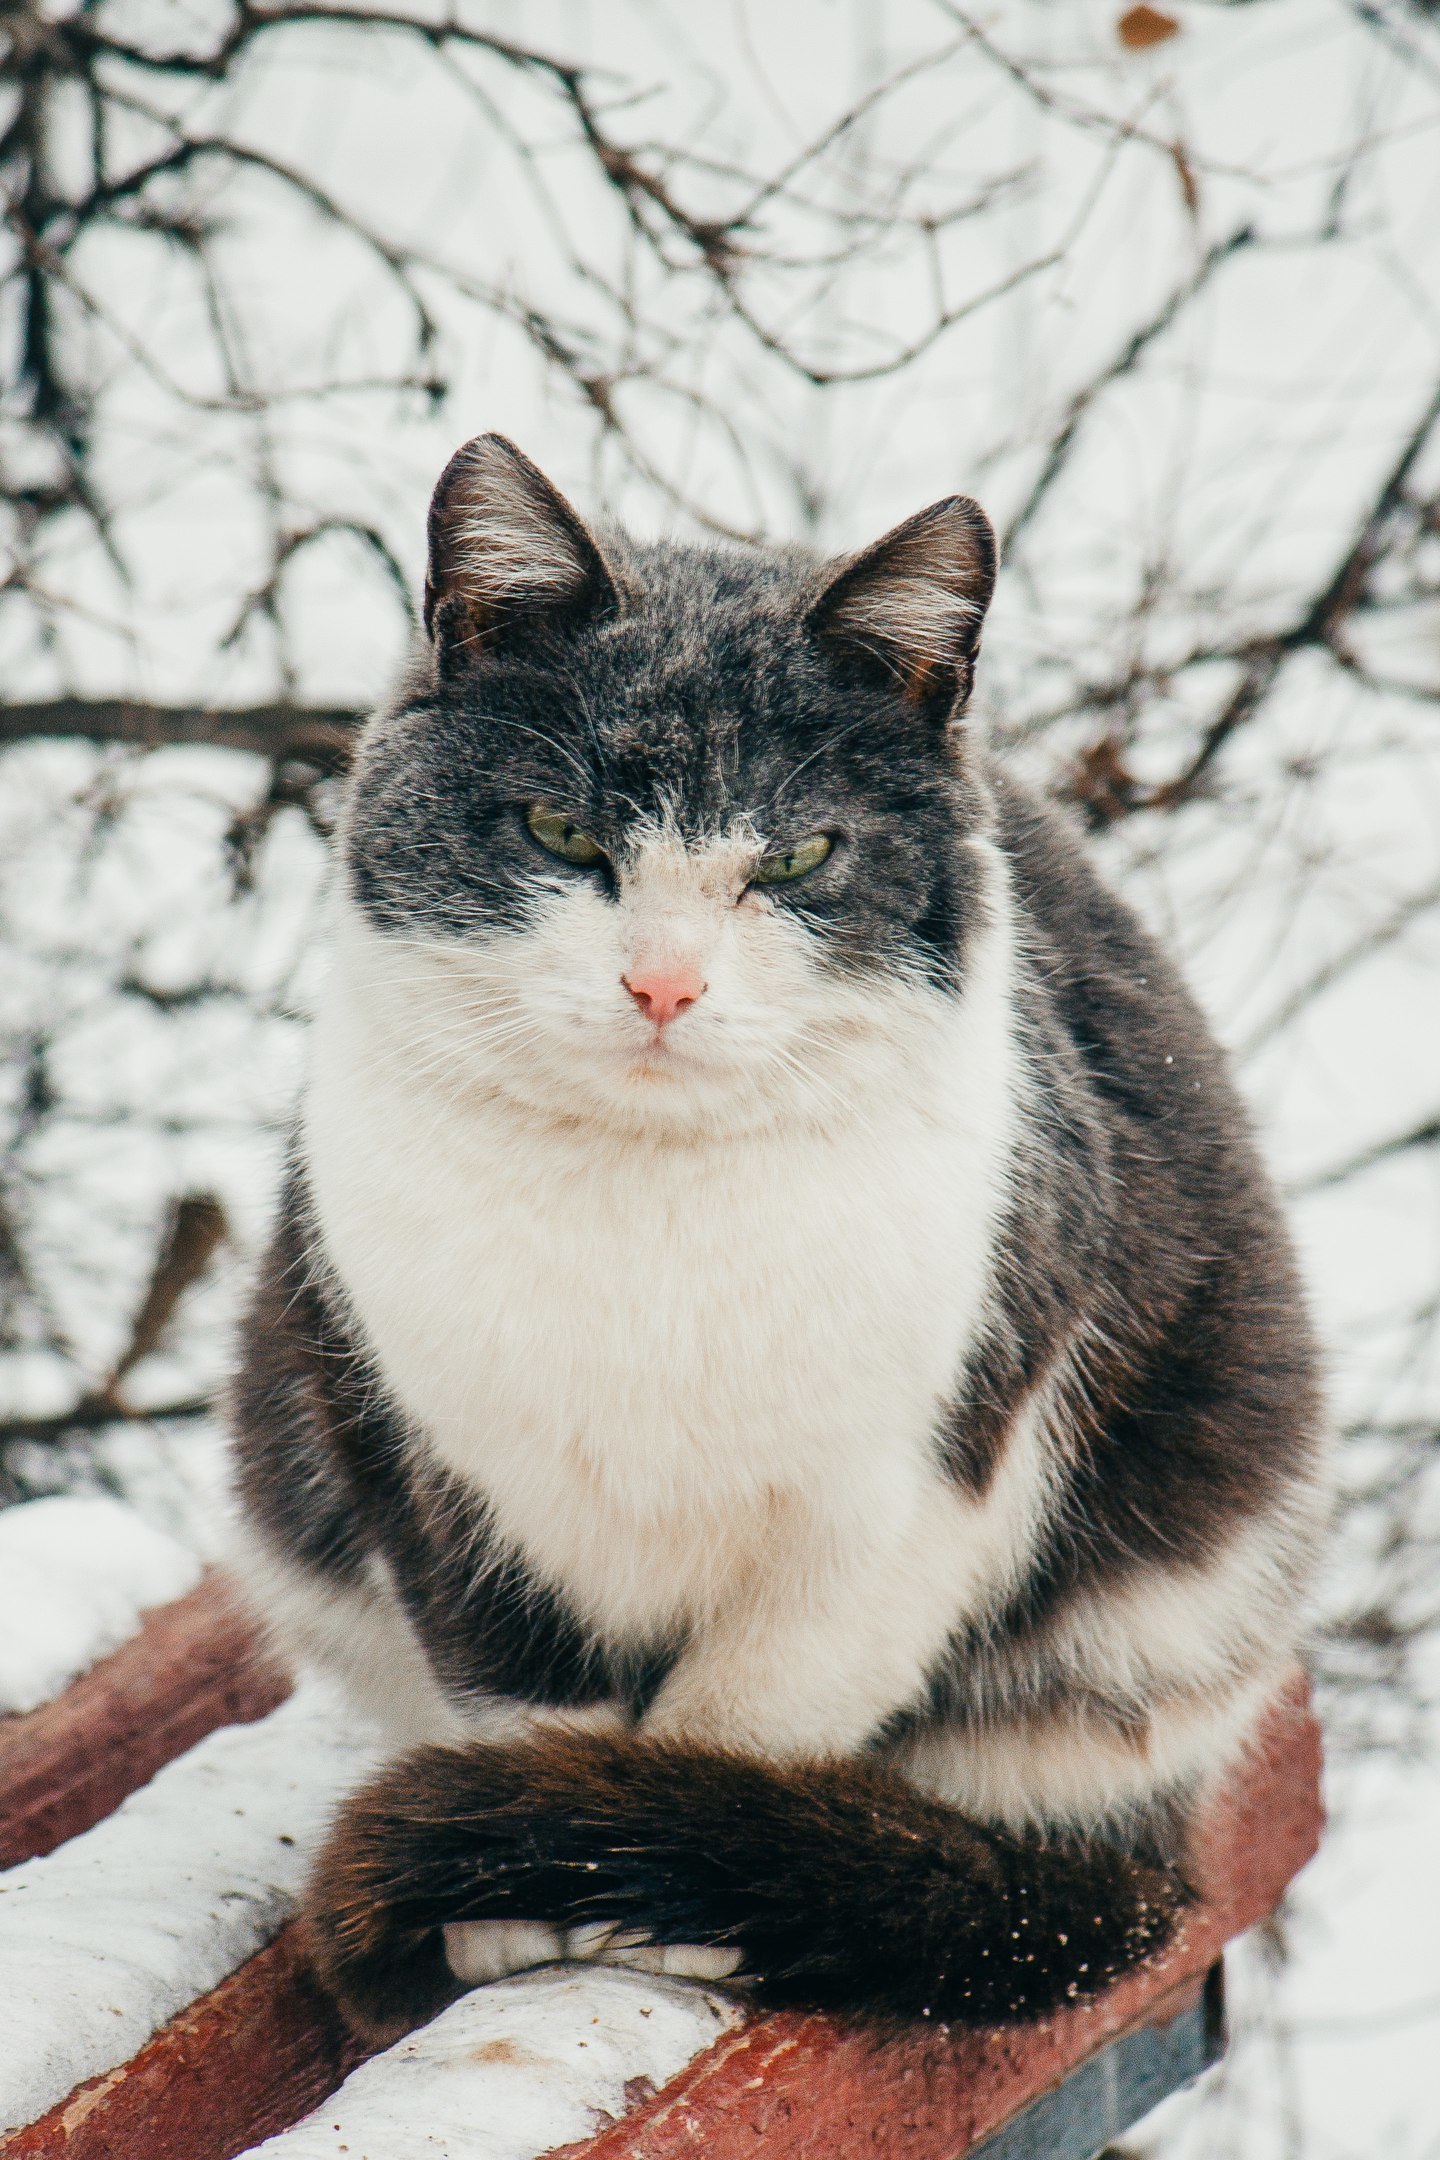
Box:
808;497;996;710
423;433;621;662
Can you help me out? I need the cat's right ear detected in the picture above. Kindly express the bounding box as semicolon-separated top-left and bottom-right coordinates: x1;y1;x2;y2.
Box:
423;434;621;670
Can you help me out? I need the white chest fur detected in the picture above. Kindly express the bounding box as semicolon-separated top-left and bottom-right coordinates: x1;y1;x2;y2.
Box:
303;898;1023;1655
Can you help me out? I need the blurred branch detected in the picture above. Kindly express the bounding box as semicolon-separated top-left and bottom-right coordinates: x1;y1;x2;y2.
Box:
1241;876;1440;1058
102;1193;229;1397
1298;1114;1440;1195
1063;375;1440;825
0;699;360;769
0;1395;212;1444
1149;378;1440;811
1;1192;229;1446
1001;223;1257;561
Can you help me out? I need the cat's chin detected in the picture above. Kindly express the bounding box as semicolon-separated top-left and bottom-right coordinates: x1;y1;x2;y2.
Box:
482;1040;797;1142
623;1057;684;1088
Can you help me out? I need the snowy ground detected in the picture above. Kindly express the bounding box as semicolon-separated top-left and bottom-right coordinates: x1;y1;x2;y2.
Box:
0;1493;200;1715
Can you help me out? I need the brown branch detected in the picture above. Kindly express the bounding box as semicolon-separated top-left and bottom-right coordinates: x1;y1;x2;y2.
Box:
1063;375;1440;824
0;699;361;769
0;1395;214;1446
0;1195;229;1447
1147;375;1440;811
1001;224;1256;561
1240;876;1440;1059
105;1195;229;1396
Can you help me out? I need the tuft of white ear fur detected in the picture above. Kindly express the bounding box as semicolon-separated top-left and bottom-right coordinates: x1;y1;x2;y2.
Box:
810;496;997;703
423;433;619;645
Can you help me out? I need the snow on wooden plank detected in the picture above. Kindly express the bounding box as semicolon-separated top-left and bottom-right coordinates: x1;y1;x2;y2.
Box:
0;1573;291;1869
0;1497;202;1715
0;1925;370;2160
0;1681;377;2137
0;1653;1320;2160
238;1967;744;2160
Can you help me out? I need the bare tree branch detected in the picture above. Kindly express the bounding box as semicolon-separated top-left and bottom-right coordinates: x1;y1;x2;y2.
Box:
1298;1115;1440;1196
0;700;360;768
0;1395;213;1445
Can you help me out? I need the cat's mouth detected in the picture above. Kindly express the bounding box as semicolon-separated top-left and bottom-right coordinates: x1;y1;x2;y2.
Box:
616;1016;737;1091
624;1036;688;1081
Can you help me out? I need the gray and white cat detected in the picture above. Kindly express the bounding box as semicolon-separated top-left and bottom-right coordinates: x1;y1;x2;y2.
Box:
230;434;1328;2039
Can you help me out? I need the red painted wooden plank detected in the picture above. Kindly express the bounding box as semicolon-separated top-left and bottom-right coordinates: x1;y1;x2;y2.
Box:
0;1924;368;2160
0;1574;291;1869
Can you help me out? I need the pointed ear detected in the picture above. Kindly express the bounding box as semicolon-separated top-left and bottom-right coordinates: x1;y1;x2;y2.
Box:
808;497;997;708
423;434;620;662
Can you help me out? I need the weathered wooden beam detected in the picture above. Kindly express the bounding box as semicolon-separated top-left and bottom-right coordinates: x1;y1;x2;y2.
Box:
0;1573;290;1869
968;1968;1223;2160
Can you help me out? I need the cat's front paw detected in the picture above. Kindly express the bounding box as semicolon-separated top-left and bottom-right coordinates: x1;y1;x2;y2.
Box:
565;1921;744;1981
442;1917;743;1987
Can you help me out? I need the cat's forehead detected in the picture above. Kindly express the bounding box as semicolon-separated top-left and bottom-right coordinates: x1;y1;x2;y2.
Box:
553;549;827;824
596;547;813;718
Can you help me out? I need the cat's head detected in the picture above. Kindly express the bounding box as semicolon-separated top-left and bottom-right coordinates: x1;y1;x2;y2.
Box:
339;435;1002;1136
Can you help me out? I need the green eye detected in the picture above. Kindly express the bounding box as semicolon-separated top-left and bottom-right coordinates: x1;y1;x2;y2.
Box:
526;805;606;867
751;833;833;885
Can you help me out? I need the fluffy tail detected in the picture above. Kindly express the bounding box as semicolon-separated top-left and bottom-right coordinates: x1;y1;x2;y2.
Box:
303;1729;1188;2041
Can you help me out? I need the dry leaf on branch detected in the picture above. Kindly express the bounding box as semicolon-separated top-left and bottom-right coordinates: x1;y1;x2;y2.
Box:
1117;5;1182;50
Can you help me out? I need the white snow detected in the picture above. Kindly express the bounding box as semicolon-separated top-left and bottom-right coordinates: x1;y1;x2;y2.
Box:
0;1679;378;2135
238;1964;745;2160
0;1494;203;1715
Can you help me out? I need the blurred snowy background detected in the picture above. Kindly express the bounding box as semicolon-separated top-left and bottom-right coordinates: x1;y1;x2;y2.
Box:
2;2;1438;2152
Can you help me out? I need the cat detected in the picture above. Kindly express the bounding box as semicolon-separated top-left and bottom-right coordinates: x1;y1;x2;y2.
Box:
229;433;1328;2043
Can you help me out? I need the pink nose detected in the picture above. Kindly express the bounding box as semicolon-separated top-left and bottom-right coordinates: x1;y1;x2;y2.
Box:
623;962;706;1029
